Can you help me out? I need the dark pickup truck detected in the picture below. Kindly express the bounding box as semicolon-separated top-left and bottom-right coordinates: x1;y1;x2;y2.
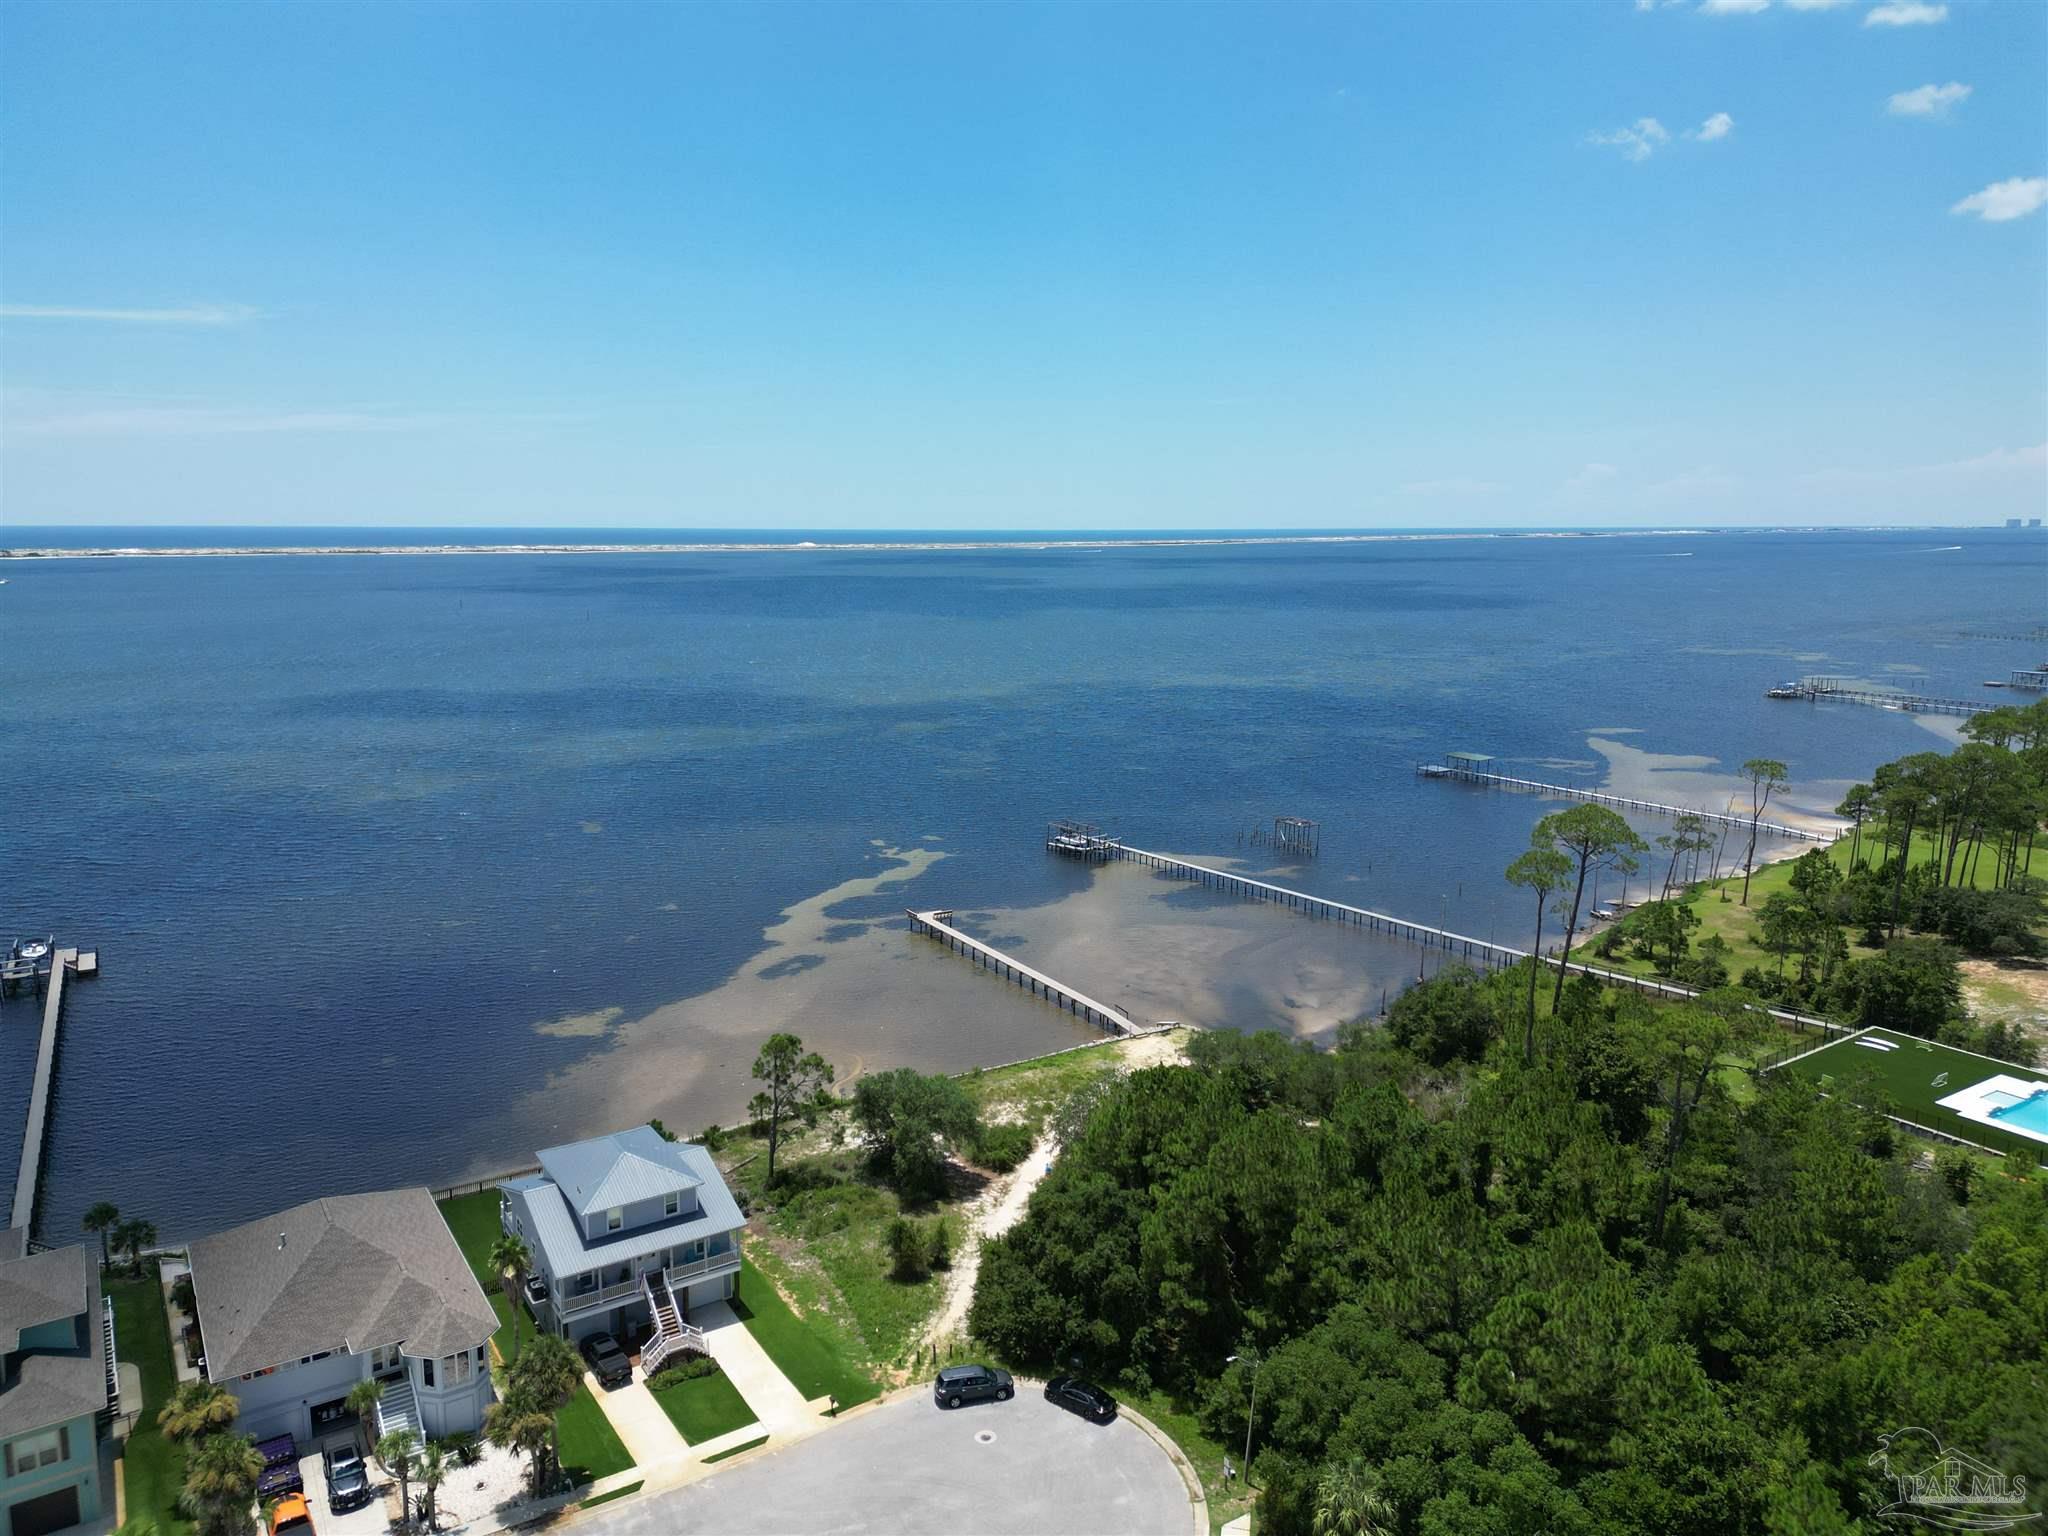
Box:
255;1434;304;1499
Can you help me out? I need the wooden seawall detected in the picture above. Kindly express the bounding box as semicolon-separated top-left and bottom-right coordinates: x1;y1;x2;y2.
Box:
1112;847;1840;1035
907;910;1141;1036
1415;764;1838;843
10;948;76;1236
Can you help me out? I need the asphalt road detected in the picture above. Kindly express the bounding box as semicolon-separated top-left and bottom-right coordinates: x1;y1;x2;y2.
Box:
574;1388;1198;1536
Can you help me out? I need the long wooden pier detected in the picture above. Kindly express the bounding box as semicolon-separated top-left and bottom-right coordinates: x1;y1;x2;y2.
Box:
10;948;77;1236
1112;846;1840;1035
1795;677;1988;717
907;910;1143;1036
1415;763;1837;842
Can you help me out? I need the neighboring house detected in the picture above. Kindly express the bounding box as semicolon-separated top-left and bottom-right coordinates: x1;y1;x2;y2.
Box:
188;1189;498;1448
0;1230;110;1536
499;1126;743;1372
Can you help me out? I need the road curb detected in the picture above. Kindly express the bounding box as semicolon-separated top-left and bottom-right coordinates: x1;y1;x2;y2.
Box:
1117;1402;1210;1536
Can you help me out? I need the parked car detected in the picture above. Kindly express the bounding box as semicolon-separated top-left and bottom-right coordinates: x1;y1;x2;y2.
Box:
933;1363;1013;1409
254;1434;303;1500
1044;1376;1117;1423
322;1444;371;1513
270;1492;315;1536
523;1272;549;1306
580;1331;633;1388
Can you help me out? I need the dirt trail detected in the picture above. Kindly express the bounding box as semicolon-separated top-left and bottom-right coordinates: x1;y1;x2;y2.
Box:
924;1029;1191;1350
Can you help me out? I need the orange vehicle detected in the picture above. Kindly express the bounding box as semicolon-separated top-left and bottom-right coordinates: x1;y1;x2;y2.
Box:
270;1492;315;1536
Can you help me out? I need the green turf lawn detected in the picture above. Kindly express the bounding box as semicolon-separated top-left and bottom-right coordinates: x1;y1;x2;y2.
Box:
733;1251;879;1409
436;1190;632;1482
1775;1029;2048;1167
108;1264;190;1536
647;1368;758;1444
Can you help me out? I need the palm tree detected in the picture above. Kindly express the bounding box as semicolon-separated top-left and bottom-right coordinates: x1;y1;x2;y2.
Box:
112;1217;158;1274
82;1202;120;1269
181;1431;264;1536
483;1398;557;1497
345;1378;385;1440
488;1233;533;1362
511;1333;582;1488
415;1442;449;1531
376;1429;419;1529
1312;1458;1395;1536
158;1380;239;1441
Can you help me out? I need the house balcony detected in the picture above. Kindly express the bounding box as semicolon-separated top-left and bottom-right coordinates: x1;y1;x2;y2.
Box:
663;1247;741;1289
555;1275;652;1315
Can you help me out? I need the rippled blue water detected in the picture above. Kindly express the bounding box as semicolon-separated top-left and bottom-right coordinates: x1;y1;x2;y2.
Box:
1;527;2039;1238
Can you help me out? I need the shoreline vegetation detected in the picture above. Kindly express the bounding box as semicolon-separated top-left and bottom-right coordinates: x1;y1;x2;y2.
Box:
4;527;1819;559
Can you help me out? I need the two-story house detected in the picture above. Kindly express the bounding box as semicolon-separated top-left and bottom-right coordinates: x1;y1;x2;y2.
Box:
187;1188;499;1449
0;1231;111;1536
499;1126;743;1375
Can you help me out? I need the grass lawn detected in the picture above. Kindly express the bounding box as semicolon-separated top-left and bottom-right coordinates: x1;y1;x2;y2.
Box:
703;1434;768;1464
963;1039;1130;1124
647;1369;758;1444
436;1190;632;1483
1774;1029;2048;1167
1111;1382;1254;1536
555;1383;636;1485
734;1251;879;1408
108;1265;190;1536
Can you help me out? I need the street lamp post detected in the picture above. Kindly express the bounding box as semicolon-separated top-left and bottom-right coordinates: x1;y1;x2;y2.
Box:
1225;1350;1261;1489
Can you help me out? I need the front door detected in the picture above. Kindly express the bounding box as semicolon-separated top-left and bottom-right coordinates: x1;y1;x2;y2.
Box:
9;1485;81;1536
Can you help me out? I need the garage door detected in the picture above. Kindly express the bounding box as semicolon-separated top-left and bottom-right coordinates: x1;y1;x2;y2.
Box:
9;1485;80;1536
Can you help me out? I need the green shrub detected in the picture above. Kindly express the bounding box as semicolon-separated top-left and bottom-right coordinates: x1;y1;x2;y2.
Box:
648;1353;721;1389
973;1121;1038;1172
887;1217;930;1281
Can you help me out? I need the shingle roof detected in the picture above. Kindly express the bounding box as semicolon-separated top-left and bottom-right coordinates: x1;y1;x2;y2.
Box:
535;1127;700;1217
0;1243;90;1353
505;1135;741;1281
0;1352;105;1439
189;1189;497;1379
0;1245;101;1440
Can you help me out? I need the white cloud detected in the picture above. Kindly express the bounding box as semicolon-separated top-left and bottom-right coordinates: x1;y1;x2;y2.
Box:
1864;2;1947;25
9;405;442;437
1950;177;2048;223
1887;82;1971;118
1691;112;1735;142
0;302;259;326
1589;118;1670;162
1699;0;1769;13
1782;0;1852;8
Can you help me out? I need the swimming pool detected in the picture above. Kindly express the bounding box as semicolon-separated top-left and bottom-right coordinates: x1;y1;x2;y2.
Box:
1989;1088;2048;1137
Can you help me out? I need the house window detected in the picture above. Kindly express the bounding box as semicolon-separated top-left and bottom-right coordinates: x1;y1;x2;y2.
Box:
449;1352;473;1385
3;1426;70;1477
422;1357;435;1388
606;1207;623;1233
371;1343;404;1378
664;1192;680;1217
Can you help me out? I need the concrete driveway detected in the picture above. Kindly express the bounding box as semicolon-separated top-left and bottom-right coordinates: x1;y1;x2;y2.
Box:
574;1389;1199;1536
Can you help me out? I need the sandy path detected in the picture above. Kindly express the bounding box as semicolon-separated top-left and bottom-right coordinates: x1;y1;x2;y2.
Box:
925;1030;1191;1348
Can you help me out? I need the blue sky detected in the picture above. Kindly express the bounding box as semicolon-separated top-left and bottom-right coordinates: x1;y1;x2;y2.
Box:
3;0;2043;529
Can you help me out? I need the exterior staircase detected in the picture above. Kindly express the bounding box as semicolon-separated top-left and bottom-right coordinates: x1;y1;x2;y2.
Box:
376;1377;422;1444
638;1270;706;1378
100;1295;120;1416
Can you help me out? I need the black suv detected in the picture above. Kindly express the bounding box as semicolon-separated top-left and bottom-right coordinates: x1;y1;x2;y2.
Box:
1045;1376;1117;1423
933;1363;1013;1409
580;1332;633;1388
323;1443;372;1512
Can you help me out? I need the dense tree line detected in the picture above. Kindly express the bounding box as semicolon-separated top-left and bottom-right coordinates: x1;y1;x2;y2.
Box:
969;972;2047;1536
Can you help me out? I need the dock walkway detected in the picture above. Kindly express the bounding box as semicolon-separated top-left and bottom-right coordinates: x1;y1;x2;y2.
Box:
907;910;1145;1036
1795;678;1988;717
1112;847;1841;1036
10;948;76;1235
1415;763;1838;842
